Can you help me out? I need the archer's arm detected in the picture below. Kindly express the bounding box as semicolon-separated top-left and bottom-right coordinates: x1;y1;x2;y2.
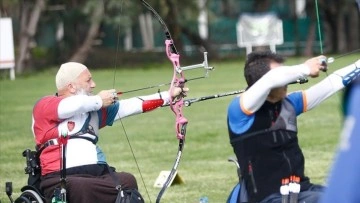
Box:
57;89;118;119
304;59;360;111
113;86;188;120
58;95;103;119
114;91;171;120
240;56;324;115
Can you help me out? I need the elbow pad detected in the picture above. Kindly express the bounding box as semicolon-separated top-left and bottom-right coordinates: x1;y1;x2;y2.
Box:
334;59;360;86
142;99;164;112
343;69;360;86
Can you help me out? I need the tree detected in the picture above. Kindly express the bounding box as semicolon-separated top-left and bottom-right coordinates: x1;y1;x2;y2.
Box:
305;0;360;55
69;0;104;63
304;0;318;56
16;0;46;73
160;0;218;58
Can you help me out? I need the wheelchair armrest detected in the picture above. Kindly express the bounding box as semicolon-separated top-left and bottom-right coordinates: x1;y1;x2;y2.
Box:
228;157;240;169
228;157;242;181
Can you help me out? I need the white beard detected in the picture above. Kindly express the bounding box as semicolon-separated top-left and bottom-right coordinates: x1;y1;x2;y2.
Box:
75;88;91;96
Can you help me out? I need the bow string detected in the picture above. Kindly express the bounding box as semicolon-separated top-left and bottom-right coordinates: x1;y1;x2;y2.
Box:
139;1;214;202
113;0;213;202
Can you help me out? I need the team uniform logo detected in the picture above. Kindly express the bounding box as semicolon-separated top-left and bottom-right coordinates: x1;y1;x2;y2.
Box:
67;121;75;132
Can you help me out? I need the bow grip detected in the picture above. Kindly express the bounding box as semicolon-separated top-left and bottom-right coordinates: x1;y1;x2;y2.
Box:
319;57;328;72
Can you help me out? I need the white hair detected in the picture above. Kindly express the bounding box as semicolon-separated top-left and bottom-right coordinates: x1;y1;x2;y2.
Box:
55;62;87;90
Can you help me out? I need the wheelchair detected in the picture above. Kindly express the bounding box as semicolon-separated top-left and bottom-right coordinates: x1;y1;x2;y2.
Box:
8;153;245;203
6;147;143;203
226;157;248;203
6;149;45;203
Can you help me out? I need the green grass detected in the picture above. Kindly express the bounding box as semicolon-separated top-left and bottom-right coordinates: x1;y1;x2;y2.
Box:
0;55;358;202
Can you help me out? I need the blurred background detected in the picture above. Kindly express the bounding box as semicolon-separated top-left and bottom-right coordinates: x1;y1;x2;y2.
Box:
0;0;359;77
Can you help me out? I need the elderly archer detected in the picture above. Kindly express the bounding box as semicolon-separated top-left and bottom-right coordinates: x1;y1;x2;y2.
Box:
32;62;188;203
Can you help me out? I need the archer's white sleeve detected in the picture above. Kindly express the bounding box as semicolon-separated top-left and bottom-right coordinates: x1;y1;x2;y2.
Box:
305;60;360;111
58;95;103;119
115;91;171;120
241;64;310;114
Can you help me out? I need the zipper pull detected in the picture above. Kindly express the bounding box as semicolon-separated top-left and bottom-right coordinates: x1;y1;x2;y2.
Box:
248;161;258;193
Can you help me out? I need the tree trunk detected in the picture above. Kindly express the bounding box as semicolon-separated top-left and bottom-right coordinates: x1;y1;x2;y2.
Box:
139;13;154;51
70;1;104;63
337;12;346;53
304;0;315;55
254;0;271;12
320;0;359;53
304;22;316;56
164;0;183;53
289;1;300;55
348;4;359;51
180;25;218;59
221;0;231;17
323;5;337;53
198;0;208;40
16;0;46;73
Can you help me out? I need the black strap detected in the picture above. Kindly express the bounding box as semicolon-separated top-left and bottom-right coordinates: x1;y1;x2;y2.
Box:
36;138;58;152
36;114;98;152
230;129;269;145
106;164;122;191
69;135;98;144
71;114;97;138
106;165;145;203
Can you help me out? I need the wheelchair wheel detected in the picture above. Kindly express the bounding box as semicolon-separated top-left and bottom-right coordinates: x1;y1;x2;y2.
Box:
15;189;44;203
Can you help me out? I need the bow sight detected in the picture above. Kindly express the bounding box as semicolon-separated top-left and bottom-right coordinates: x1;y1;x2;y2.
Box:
117;52;214;95
175;52;214;75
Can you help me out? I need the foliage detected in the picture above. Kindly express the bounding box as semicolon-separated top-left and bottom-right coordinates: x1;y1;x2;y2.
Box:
102;0;139;28
0;0;20;9
1;56;358;202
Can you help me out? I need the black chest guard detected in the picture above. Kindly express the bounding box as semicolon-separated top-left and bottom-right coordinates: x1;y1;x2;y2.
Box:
228;99;311;202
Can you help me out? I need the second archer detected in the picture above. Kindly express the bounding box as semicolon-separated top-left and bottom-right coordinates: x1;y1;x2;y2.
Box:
227;51;360;203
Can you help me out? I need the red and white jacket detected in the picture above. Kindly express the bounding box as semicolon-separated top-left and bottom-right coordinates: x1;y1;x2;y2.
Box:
32;91;171;175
